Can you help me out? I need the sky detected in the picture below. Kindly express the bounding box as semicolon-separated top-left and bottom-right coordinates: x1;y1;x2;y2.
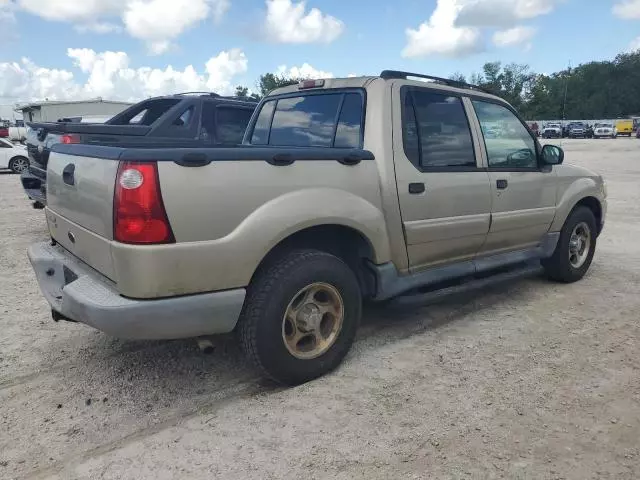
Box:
0;0;639;110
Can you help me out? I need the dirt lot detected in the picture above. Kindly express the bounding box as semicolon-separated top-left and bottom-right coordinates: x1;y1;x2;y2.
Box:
1;138;639;480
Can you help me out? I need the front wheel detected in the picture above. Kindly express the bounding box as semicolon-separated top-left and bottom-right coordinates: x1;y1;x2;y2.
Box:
542;206;597;283
9;156;29;174
237;249;361;385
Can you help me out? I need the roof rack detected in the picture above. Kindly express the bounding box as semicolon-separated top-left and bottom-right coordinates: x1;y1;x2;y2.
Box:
174;92;221;97
173;92;258;102
379;70;487;93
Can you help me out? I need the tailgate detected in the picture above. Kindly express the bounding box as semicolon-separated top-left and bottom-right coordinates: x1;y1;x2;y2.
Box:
46;150;121;278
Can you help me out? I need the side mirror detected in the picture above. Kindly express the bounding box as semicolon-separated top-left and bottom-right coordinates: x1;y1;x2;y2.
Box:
541;144;564;165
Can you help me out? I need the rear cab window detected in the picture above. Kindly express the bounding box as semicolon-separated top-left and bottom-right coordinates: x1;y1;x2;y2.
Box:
250;90;364;149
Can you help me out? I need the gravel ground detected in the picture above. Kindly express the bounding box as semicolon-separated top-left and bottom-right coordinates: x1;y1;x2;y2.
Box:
1;138;639;480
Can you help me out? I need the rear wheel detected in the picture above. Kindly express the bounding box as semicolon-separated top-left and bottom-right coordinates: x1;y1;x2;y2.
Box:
9;156;29;174
237;249;361;385
542;206;597;283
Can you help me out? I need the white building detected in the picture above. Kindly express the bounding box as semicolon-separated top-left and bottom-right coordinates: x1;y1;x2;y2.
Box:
14;98;133;123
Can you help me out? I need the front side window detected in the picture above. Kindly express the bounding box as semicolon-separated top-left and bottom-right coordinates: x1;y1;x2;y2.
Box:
402;89;476;169
250;91;364;148
472;100;537;169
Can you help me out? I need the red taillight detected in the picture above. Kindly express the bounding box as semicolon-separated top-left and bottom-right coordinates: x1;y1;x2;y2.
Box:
61;134;81;144
114;161;174;244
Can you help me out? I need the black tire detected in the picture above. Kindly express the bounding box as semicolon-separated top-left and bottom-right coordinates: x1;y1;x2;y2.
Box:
237;249;362;385
542;206;597;283
8;156;29;174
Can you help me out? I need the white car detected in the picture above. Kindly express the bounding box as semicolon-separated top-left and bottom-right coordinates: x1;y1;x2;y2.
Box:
542;123;562;138
593;123;616;139
0;138;29;173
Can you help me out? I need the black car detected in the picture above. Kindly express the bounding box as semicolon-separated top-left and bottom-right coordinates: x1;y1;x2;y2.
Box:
21;93;257;208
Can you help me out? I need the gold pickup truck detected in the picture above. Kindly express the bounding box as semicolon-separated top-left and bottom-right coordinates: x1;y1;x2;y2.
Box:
28;71;607;385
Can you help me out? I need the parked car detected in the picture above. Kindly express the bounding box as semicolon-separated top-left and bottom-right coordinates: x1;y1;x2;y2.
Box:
615;119;633;137
567;122;587;138
0;137;29;173
542;122;562;138
636;127;640;139
593;123;616;139
0;127;8;138
21;93;257;208
28;71;607;385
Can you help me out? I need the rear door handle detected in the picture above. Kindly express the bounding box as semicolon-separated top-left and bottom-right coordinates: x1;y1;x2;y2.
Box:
496;179;508;190
268;153;295;166
62;164;75;186
408;182;425;194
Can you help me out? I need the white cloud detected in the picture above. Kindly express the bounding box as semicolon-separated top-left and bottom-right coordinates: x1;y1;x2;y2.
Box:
212;0;230;23
276;63;333;79
0;48;248;103
492;25;536;47
264;0;344;44
457;0;561;27
613;0;640;19
402;0;483;58
123;0;213;54
14;0;231;54
629;36;640;51
17;0;125;22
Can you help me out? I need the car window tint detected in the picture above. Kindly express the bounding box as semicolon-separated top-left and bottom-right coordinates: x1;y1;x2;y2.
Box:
334;93;363;148
403;90;476;168
251;100;275;145
200;102;216;142
269;94;342;147
216;107;253;144
110;99;180;126
172;107;193;127
0;139;11;148
472;100;537;169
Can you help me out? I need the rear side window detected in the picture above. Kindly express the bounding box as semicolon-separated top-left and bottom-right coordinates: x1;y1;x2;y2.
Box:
109;99;181;126
250;91;364;148
216;107;253;144
251;100;275;145
402;89;476;169
172;106;194;127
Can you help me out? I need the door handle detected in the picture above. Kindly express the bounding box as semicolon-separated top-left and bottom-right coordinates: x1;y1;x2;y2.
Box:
175;153;211;167
337;153;362;166
268;153;295;166
408;182;425;194
496;179;508;190
62;164;75;186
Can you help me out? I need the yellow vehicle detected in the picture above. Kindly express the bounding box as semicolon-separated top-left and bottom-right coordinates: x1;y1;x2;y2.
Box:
615;119;633;137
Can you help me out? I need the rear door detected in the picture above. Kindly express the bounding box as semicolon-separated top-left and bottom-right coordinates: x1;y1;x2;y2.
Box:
392;84;492;271
470;99;556;254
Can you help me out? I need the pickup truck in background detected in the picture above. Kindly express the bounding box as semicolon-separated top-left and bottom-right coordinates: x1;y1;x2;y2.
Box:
542;123;562;138
28;72;606;385
21;93;257;208
22;115;111;207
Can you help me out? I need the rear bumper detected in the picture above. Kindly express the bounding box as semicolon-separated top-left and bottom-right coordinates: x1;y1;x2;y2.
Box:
27;242;246;340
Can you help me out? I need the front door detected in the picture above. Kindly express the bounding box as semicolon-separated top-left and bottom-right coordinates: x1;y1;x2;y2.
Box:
392;84;492;272
470;100;557;255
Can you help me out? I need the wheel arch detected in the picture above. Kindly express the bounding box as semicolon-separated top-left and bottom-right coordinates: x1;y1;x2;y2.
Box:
251;223;379;297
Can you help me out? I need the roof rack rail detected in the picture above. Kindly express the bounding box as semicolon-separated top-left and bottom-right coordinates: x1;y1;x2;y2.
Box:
379;70;487;93
174;92;221;97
